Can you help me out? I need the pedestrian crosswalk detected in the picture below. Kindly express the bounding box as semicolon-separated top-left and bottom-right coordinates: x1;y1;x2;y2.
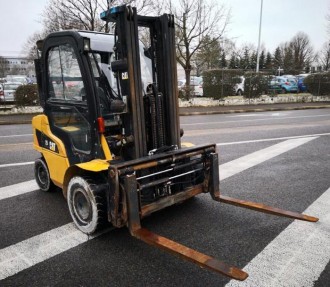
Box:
0;136;329;286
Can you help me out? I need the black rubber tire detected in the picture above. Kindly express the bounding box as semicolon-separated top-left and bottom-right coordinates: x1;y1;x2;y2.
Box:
282;88;287;94
67;176;107;234
34;158;56;192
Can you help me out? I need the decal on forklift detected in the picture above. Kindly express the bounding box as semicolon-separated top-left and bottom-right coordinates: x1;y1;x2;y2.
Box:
36;130;59;153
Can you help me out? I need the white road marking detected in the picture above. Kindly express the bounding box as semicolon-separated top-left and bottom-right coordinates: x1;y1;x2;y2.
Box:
181;113;330;126
0;136;321;280
227;113;266;117
220;137;317;181
225;186;330;287
0;180;38;201
0;223;111;281
0;162;34;169
217;132;330;146
0;134;32;138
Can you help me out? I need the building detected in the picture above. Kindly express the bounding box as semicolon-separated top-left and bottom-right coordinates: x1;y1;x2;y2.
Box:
0;54;35;79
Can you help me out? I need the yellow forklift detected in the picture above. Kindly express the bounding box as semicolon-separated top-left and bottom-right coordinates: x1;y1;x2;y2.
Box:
32;5;318;281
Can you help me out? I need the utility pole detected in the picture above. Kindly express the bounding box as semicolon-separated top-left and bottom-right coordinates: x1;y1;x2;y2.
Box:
256;0;263;73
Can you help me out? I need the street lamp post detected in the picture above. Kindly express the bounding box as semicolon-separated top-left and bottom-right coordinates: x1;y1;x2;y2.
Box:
256;0;263;73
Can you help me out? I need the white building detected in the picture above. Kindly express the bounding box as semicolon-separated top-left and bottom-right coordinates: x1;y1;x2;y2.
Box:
0;54;35;78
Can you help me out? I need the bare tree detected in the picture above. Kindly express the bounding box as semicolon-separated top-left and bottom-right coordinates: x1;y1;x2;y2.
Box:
278;32;314;74
24;0;157;59
317;41;330;71
43;0;107;32
290;32;314;72
169;0;230;98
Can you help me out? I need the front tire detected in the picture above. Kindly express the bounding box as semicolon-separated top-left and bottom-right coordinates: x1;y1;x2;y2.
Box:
34;158;56;192
67;176;106;234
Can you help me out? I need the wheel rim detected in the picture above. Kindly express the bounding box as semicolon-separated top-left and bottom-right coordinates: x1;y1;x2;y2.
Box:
37;165;47;186
72;188;92;224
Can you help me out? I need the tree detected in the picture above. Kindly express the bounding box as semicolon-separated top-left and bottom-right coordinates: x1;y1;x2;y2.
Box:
170;0;229;98
241;48;250;70
0;56;10;78
289;32;314;73
258;50;265;70
317;41;330;71
281;43;294;74
220;51;227;68
25;0;156;57
194;35;222;73
265;51;272;70
250;51;257;70
273;46;283;69
228;54;236;69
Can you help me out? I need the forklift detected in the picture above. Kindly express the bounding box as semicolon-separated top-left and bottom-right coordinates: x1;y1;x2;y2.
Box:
32;5;318;281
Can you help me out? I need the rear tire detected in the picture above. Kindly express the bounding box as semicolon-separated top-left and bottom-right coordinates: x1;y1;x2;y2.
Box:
34;158;56;192
67;176;107;234
281;88;287;94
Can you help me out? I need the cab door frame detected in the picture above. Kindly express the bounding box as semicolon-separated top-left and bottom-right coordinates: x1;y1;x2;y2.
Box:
40;32;103;165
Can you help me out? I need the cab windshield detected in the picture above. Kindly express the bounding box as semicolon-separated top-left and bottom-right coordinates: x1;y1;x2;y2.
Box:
87;52;122;115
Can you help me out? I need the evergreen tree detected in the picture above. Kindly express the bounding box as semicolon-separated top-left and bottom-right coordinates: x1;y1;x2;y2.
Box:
229;55;236;69
241;48;250;69
259;50;265;70
273;47;283;68
250;51;257;70
194;35;222;72
220;52;227;68
283;46;294;74
265;52;272;70
235;56;241;69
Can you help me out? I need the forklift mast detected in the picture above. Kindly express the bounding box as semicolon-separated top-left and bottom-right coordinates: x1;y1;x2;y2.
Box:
101;5;180;159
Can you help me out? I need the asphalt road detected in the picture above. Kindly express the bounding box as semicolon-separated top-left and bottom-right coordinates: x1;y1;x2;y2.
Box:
0;108;330;286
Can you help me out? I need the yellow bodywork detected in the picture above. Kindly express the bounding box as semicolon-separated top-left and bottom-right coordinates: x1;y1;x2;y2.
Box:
76;159;109;172
181;142;195;148
32;114;111;189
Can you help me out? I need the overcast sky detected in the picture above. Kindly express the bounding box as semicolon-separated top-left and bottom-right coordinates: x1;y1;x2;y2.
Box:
0;0;329;56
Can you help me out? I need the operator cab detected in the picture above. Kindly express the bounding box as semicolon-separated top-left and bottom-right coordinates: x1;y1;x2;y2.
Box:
36;30;153;163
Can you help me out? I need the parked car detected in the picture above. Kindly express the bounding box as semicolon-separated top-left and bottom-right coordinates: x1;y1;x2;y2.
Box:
0;82;21;102
275;76;298;93
233;76;245;95
267;77;282;94
297;75;307;93
178;76;203;97
0;84;4;102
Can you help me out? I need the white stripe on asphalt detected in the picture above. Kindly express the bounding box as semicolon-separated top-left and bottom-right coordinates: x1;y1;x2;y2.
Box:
0;162;34;169
0;134;32;138
220;137;317;181
217;132;330;146
0;180;38;201
0;223;110;281
225;186;330;287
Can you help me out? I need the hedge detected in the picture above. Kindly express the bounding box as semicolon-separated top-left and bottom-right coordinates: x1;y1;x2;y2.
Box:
203;69;243;99
15;84;39;106
304;72;330;96
243;72;270;98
